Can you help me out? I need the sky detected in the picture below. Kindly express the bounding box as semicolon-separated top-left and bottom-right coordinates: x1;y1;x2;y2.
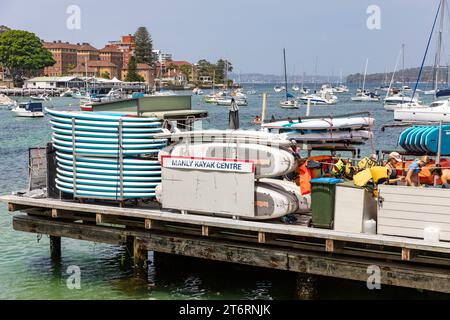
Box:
0;0;446;76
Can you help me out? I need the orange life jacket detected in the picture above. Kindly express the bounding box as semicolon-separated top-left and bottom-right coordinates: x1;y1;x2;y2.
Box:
299;162;312;195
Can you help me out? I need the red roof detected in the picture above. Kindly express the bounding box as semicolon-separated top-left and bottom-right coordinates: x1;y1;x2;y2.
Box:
43;41;97;51
100;45;121;53
137;63;151;70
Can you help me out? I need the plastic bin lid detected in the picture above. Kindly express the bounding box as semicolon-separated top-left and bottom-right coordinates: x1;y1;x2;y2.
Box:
310;177;344;184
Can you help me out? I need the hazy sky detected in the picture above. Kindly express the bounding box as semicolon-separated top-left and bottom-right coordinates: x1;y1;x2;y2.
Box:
0;0;446;75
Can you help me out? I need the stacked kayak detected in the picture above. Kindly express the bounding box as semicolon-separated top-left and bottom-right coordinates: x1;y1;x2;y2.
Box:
399;125;450;155
262;116;374;144
47;109;167;199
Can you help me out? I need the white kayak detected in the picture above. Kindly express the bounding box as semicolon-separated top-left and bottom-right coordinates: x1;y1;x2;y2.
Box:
258;178;310;213
159;142;297;178
283;130;372;142
253;182;299;220
262;116;374;130
154;130;295;146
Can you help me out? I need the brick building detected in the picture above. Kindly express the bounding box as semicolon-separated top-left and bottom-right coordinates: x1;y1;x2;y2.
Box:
108;34;136;68
42;41;78;76
43;41;123;79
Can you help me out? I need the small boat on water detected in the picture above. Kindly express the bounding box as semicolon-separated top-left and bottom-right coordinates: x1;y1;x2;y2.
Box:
333;85;349;93
351;59;379;102
394;99;450;122
384;93;419;105
0;94;16;109
351;91;379;102
280;99;299;109
192;87;204;95
279;49;298;108
30;93;51;101
11;102;44;117
274;85;285;93
60;89;75;97
299;91;337;105
216;97;248;106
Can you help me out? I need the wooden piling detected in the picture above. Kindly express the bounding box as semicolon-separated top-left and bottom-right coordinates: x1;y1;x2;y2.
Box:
49;235;61;259
133;237;148;276
296;273;318;300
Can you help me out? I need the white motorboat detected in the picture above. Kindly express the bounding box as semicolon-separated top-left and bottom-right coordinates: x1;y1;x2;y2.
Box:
299;87;310;95
60;89;74;97
280;99;299;109
351;92;380;102
0;94;16;109
192;87;204;95
334;85;349;93
11;102;44;117
299;92;337;105
274;86;285;93
231;89;247;100
216;97;248;106
423;89;437;95
292;85;300;91
384;94;419;105
30;93;51;101
384;101;429;111
394;99;450;122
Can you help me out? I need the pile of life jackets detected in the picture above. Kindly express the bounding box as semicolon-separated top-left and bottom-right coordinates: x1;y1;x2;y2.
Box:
296;155;389;196
395;158;450;185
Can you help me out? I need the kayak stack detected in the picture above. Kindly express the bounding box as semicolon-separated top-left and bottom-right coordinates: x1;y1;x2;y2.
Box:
47;109;167;200
399;125;450;155
262;116;375;144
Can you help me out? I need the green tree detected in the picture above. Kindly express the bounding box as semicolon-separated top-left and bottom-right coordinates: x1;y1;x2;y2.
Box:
134;27;153;64
0;25;10;35
100;71;111;79
0;29;55;86
125;56;144;82
215;59;233;84
179;65;192;81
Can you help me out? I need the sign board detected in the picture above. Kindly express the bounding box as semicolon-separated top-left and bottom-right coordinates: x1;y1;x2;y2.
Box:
161;156;255;217
29;147;47;190
161;156;254;173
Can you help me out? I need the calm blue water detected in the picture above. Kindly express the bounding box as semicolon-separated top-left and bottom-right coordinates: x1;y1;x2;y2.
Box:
0;84;445;299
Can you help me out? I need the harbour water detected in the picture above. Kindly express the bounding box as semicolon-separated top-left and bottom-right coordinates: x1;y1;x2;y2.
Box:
0;83;445;299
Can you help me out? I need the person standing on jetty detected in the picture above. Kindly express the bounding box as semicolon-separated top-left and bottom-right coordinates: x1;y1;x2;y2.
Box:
385;152;405;185
406;155;430;187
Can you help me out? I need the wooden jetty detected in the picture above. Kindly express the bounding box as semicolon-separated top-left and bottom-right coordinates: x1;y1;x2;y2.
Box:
2;194;450;296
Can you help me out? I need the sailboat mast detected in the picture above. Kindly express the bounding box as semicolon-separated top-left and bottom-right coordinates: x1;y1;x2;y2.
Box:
434;0;445;93
402;43;405;92
362;58;368;92
283;48;288;100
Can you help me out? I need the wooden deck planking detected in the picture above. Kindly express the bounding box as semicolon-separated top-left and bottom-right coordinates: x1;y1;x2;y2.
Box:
3;194;450;254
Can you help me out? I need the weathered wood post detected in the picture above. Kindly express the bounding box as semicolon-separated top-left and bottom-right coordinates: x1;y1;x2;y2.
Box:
49;235;61;259
133;237;148;277
295;273;318;300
